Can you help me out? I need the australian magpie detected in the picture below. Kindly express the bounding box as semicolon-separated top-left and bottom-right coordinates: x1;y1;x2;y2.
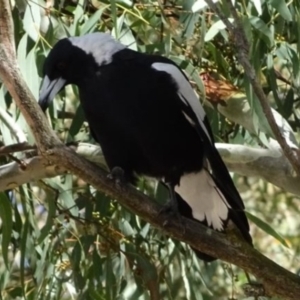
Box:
39;32;252;261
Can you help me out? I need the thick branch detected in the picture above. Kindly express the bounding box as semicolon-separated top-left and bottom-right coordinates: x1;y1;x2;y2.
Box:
0;0;15;62
217;143;300;194
204;0;300;175
49;146;300;300
0;0;60;152
1;143;300;195
0;143;106;190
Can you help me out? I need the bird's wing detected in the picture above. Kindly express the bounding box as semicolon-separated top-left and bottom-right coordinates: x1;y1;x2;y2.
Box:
152;61;251;242
151;63;213;143
151;62;247;213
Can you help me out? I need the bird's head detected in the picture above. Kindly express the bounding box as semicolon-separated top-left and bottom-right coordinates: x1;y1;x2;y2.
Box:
39;32;125;111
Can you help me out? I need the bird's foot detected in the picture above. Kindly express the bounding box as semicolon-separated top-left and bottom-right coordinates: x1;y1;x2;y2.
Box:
107;167;126;188
159;200;186;232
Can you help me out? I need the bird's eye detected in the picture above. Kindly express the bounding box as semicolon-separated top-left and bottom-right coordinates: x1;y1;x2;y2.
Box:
57;62;67;71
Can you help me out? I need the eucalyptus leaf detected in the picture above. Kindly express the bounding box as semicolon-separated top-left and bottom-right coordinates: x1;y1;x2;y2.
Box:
269;0;292;22
23;1;41;42
0;193;13;269
246;212;289;248
205;19;234;42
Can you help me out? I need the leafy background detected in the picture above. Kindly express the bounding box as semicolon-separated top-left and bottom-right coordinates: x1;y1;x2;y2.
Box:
0;0;299;299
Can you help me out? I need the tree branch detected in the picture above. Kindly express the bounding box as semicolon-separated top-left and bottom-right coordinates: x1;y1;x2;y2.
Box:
0;0;60;152
1;142;300;195
46;146;300;300
204;0;300;176
216;143;300;194
1;0;300;298
0;143;106;191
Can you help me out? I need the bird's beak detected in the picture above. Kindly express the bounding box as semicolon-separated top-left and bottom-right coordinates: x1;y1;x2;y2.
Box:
39;76;66;111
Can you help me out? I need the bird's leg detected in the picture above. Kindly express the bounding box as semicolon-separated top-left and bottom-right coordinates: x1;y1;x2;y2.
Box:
159;183;185;229
160;182;179;214
107;166;126;186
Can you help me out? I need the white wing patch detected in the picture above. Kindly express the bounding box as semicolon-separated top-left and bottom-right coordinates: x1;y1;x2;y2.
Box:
175;169;230;230
151;62;211;142
70;33;125;66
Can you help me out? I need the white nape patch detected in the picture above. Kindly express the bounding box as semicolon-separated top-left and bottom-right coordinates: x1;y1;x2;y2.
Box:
69;33;125;66
151;62;211;142
175;169;230;230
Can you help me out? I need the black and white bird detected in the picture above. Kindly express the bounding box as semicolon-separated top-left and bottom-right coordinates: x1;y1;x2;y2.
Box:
39;32;252;261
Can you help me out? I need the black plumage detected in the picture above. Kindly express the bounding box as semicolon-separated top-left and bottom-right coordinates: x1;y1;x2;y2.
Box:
39;33;252;261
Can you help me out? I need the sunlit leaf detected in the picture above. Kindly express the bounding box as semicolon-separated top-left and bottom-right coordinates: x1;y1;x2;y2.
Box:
205;19;234;42
246;212;289;248
23;1;41;42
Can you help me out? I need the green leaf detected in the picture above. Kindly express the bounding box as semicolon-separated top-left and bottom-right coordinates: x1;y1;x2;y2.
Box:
25;45;39;100
111;0;118;37
69;0;85;36
249;16;273;47
117;22;137;50
246;212;289;248
276;43;300;76
80;7;107;35
250;0;262;15
44;176;78;216
17;33;28;80
266;55;290;119
282;88;294;119
205;19;233;42
23;1;41;42
0;193;13;269
180;0;199;39
37;196;56;244
0;88;18;145
269;0;292;22
20;219;29;291
244;77;273;141
67;104;85;142
125;252;157;285
119;219;135;236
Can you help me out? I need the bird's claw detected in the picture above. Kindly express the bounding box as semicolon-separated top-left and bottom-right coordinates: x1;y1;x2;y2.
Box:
159;200;186;233
107;167;126;187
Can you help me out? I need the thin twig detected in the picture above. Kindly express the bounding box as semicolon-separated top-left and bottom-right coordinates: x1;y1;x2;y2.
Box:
7;154;27;169
0;142;36;155
0;105;27;143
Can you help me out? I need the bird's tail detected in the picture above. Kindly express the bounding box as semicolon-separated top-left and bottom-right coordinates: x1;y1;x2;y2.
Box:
175;168;251;261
